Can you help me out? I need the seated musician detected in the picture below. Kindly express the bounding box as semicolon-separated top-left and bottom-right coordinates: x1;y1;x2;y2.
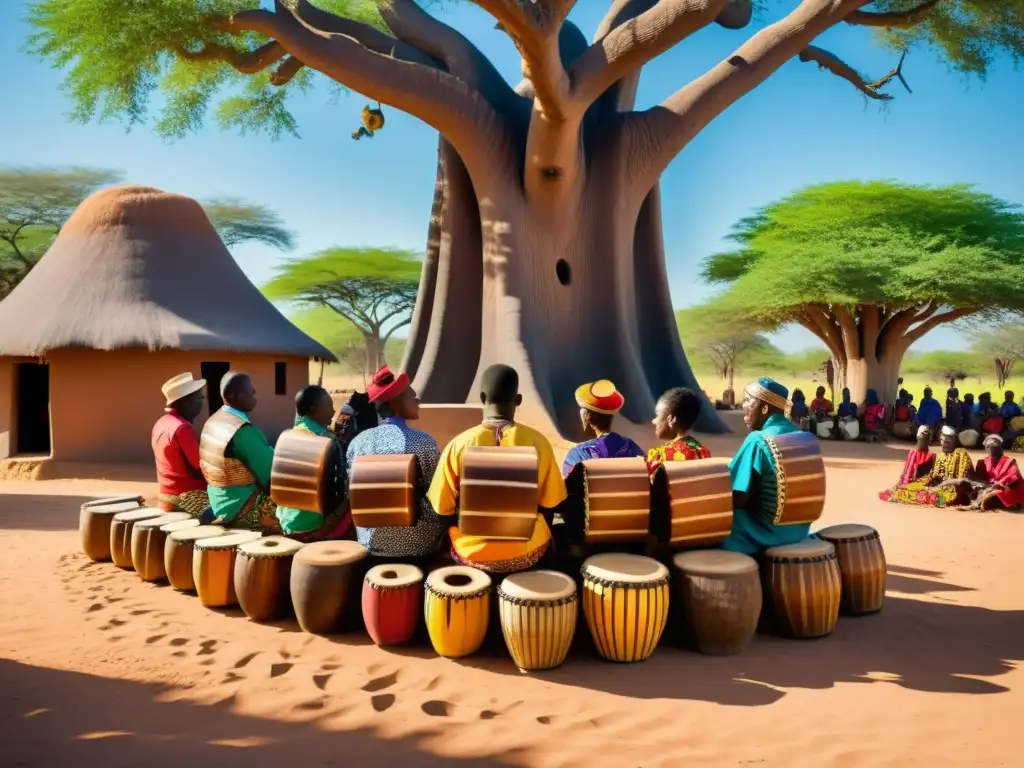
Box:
199;371;281;533
916;387;943;435
977;392;1004;436
721;378;811;555
788;388;809;428
275;385;354;542
862;389;886;436
646;387;711;476
972;434;1024;511
152;372;210;516
426;364;567;574
809;386;832;419
561;379;643;477
878;426;935;502
836;388;857;420
1000;391;1022;422
945;387;964;432
878;425;973;508
346;366;445;562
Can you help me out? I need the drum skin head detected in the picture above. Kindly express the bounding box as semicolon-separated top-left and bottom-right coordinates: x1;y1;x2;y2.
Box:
764;537;834;560
815;523;878;541
112;507;164;523
672;549;758;576
169;525;227;542
583;553;669;584
294;540;368;567
83;501;144;517
238;535;305;557
135;512;191;530
160;519;201;534
365;563;423;589
426;565;492;595
194;530;263;551
500;570;576;601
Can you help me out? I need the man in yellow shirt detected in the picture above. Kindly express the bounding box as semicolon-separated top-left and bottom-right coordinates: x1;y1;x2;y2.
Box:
427;364;567;573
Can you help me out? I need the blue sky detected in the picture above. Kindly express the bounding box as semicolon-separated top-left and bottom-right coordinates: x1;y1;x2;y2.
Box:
1;2;1021;352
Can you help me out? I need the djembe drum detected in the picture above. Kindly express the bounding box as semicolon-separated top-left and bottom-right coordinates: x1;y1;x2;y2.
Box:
289;540;368;634
80;498;145;562
761;538;842;638
193;531;264;608
581;553;670;663
130;512;193;581
270;428;346;516
765;431;827;526
458;446;538;540
349;454;418;528
892;421;914;441
497;570;578;671
165;525;227;591
815;524;887;616
234;536;305;622
572;458;651;545
671;550;762;655
651;459;733;549
110;508;164;568
362;563;424;646
424;566;492;658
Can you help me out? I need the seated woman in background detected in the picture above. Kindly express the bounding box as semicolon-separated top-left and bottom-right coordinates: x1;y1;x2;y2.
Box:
1000;391;1022;422
915;387;943;436
836;388;857;420
972;434;1024;511
646;387;711;475
961;393;978;430
863;389;887;437
879;425;973;508
788;388;809;429
835;388;859;440
977;392;1004;436
945;387;964;432
810;386;833;418
879;426;935;499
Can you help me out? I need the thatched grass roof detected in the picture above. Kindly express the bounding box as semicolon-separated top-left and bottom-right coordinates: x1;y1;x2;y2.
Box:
0;185;334;360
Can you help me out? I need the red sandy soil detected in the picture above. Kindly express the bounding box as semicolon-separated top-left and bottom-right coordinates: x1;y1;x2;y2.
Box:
1;418;1021;766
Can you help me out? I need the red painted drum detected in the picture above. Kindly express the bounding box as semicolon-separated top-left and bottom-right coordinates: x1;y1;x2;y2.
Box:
362;563;424;646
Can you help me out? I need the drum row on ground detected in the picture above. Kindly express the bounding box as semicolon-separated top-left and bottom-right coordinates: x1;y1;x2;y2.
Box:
78;499;887;670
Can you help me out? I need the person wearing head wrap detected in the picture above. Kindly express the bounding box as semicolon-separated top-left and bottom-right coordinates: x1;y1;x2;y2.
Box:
972;434;1024;511
720;378;811;555
561;380;644;478
880;425;973;507
789;388;809;428
915;387;943;433
810;385;833;418
944;387;964;431
862;389;887;436
645;387;712;476
879;426;935;502
836;388;857;420
1000;391;1022;421
977;392;1005;436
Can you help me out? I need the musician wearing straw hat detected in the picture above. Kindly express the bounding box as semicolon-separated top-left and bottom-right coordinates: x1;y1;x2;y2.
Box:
722;377;810;555
152;372;210;516
561;379;644;477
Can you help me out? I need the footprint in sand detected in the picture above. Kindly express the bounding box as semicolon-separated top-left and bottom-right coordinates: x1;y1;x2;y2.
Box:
169;638;189;647
222;672;244;684
422;700;453;717
269;663;293;679
371;694;396;712
99;618;126;631
146;634;166;644
424;675;442;692
297;699;326;712
480;710;499;720
197;640;218;656
87;603;104;613
234;652;259;669
362;671;399;692
320;663;341;672
130;609;151;616
536;715;556;725
313;674;332;692
172;651;187;658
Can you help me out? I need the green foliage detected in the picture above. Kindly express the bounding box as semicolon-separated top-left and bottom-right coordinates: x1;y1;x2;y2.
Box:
972;322;1024;386
900;349;987;381
676;305;774;375
703;180;1024;323
203;197;295;249
291;304;406;372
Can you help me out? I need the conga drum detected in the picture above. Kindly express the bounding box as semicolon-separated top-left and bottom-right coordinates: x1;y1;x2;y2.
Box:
110;508;164;568
651;459;734;549
815;524;886;616
497;570;577;671
234;536;305;622
764;431;827;526
458;446;538;540
424;566;492;658
892;421;914;441
80;498;145;562
576;458;651;544
362;563;424;646
671;550;762;656
289;540;368;634
270;428;345;516
165;525;227;591
761;538;841;638
349;454;418;528
193;531;264;608
130;512;193;581
581;553;670;663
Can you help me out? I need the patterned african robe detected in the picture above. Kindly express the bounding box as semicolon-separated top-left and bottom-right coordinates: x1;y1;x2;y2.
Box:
879;447;972;508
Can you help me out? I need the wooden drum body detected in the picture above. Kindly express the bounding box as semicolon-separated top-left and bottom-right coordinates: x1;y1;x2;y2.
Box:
582;554;670;663
110;508;164;568
80;498;144;562
815;524;886;616
131;513;194;581
651;459;733;549
672;550;762;656
579;458;651;544
234;536;305;622
764;431;827;526
424;566;492;658
349;454;418;528
165;525;227;591
459;446;538;540
289;540;368;634
362;563;424;646
761;538;842;638
193;531;263;607
270;428;345;516
498;570;577;671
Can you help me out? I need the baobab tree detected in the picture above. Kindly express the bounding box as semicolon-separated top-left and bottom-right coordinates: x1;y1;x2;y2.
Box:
27;0;1020;437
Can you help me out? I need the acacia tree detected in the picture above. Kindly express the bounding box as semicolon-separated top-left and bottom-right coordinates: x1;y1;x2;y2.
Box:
203;198;296;250
27;0;1022;436
973;324;1024;389
675;305;774;397
703;180;1024;404
264;247;421;372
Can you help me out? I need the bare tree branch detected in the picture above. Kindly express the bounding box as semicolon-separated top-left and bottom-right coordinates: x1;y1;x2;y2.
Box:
845;0;942;28
176;40;288;74
270;55;305;86
799;47;910;100
905;307;977;344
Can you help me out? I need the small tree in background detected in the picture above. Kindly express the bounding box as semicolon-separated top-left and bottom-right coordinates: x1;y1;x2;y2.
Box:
973;324;1024;390
900;350;985;390
203;198;296;250
291;305;408;381
675;306;776;399
265;247;421;373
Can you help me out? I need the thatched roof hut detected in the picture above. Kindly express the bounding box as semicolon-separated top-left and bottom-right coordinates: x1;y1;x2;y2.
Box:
0;185;333;466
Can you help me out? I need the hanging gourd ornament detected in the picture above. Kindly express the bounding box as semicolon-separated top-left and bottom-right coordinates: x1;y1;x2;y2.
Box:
351;103;386;140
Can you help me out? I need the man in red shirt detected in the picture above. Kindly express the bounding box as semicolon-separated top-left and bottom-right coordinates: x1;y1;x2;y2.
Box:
152;372;209;515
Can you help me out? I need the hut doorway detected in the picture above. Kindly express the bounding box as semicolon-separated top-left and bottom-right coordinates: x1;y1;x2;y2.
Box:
16;362;51;455
201;361;231;415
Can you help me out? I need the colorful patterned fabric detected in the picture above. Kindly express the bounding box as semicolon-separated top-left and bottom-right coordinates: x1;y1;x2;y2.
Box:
562;432;644;477
159;489;210;518
206;406;278;532
275;416;353;538
879;447;972;507
152;409;206;510
898;449;935;486
974;455;1024;509
810;397;833;415
645;435;711;476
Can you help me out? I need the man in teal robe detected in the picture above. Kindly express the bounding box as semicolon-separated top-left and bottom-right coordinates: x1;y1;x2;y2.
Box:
722;377;811;555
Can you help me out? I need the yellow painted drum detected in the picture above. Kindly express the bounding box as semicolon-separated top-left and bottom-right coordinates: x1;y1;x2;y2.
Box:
581;553;670;663
497;570;577;671
424;566;492;658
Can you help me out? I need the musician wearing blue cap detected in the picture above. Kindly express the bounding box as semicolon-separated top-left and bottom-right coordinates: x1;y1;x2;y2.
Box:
723;377;812;554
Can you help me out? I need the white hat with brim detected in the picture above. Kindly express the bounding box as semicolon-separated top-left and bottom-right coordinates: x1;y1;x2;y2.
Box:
162;372;207;406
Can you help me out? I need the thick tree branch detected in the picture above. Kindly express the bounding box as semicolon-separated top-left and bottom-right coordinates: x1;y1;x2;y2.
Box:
905;307;977;344
798;46;909;100
270;55;305;86
176;40;288;74
845;0;941;28
860;303;881;358
833;304;862;359
800;306;845;362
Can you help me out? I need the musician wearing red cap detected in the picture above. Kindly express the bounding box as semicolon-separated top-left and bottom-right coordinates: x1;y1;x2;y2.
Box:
345;366;446;562
646;387;712;476
562;379;644;477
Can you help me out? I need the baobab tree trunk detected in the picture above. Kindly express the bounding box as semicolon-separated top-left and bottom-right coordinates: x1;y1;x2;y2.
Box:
831;352;903;406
